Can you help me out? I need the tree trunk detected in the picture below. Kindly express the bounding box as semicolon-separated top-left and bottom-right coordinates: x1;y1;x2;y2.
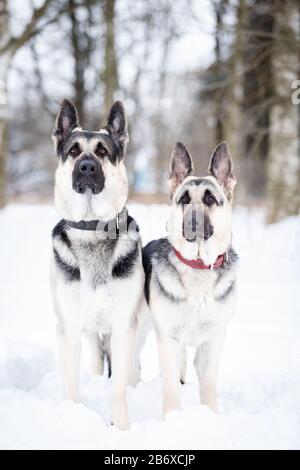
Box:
298;1;300;211
69;0;89;122
264;0;298;222
0;100;8;209
0;0;54;207
242;0;274;200
0;0;9;208
214;0;227;143
102;0;118;120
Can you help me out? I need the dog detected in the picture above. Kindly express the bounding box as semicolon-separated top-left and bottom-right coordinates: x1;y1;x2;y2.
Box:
142;141;238;417
50;99;144;430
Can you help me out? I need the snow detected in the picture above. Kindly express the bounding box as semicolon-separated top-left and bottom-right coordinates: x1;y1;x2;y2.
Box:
0;204;299;450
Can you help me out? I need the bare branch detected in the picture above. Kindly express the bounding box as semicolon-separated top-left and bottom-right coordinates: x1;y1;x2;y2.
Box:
0;0;55;56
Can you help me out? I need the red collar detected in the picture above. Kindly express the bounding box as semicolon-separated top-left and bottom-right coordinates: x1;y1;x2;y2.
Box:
173;248;227;270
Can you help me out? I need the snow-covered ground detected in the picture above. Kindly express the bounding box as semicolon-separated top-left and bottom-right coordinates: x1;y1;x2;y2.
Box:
0;204;299;450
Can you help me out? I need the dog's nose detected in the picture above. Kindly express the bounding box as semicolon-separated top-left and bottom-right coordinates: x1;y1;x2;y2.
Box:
79;159;97;175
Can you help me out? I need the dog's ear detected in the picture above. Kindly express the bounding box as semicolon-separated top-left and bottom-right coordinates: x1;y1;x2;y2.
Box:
52;99;80;151
208;142;236;199
106;101;128;157
168;142;193;198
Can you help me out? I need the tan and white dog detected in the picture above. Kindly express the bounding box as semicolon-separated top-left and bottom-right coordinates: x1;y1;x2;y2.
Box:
142;141;238;417
51;99;144;430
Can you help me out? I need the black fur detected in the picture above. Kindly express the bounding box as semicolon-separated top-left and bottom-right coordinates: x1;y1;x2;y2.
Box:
143;239;164;304
215;248;239;285
143;239;238;306
203;189;218;207
190;178;205;186
53;248;80;282
155;275;184;304
105;101;128;159
215;279;236;302
178;191;191;206
176;179;225;206
53;99;79;149
57;131;122;165
52;214;140;288
53;100;128;164
52;219;71;248
142;238;184;305
112;243;139;279
72;154;104;194
83;239;118;288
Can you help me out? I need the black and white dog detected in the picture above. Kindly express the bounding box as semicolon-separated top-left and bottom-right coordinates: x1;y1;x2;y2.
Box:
51;99;144;430
143;141;238;417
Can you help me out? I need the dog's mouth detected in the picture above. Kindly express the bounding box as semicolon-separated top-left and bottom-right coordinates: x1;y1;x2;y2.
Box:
73;179;104;195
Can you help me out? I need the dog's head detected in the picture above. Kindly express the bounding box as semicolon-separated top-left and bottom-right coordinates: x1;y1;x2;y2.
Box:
167;141;237;265
52;99;129;221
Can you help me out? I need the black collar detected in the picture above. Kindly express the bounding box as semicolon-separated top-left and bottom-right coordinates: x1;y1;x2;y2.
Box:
66;207;129;232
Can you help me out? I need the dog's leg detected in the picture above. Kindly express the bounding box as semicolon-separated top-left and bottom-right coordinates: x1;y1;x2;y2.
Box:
128;333;142;387
58;326;82;402
180;347;187;385
57;326;70;392
102;334;112;378
110;322;135;430
194;330;225;412
128;313;150;387
158;336;181;417
84;332;104;376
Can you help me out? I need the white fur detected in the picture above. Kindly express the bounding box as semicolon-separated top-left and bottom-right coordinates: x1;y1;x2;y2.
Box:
149;172;237;418
51;228;144;430
52;127;143;429
169;176;232;265
54;156;128;222
72;127;109;136
99;128;109;135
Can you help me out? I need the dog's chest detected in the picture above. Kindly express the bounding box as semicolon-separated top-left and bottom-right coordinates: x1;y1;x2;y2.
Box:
72;235;117;286
70;233;118;332
79;283;113;333
171;269;234;345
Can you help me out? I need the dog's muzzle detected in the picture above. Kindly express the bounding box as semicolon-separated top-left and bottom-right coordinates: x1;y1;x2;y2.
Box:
182;208;214;242
72;156;104;194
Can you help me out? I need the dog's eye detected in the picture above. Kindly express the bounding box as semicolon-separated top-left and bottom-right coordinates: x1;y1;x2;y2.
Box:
95;144;107;157
69;145;80;157
179;192;191;205
203;190;217;207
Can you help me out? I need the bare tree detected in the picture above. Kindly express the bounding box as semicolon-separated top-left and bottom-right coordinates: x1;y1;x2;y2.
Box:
0;0;9;208
0;0;55;207
212;0;228;143
297;1;300;205
69;0;95;122
242;0;275;199
102;0;118;121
